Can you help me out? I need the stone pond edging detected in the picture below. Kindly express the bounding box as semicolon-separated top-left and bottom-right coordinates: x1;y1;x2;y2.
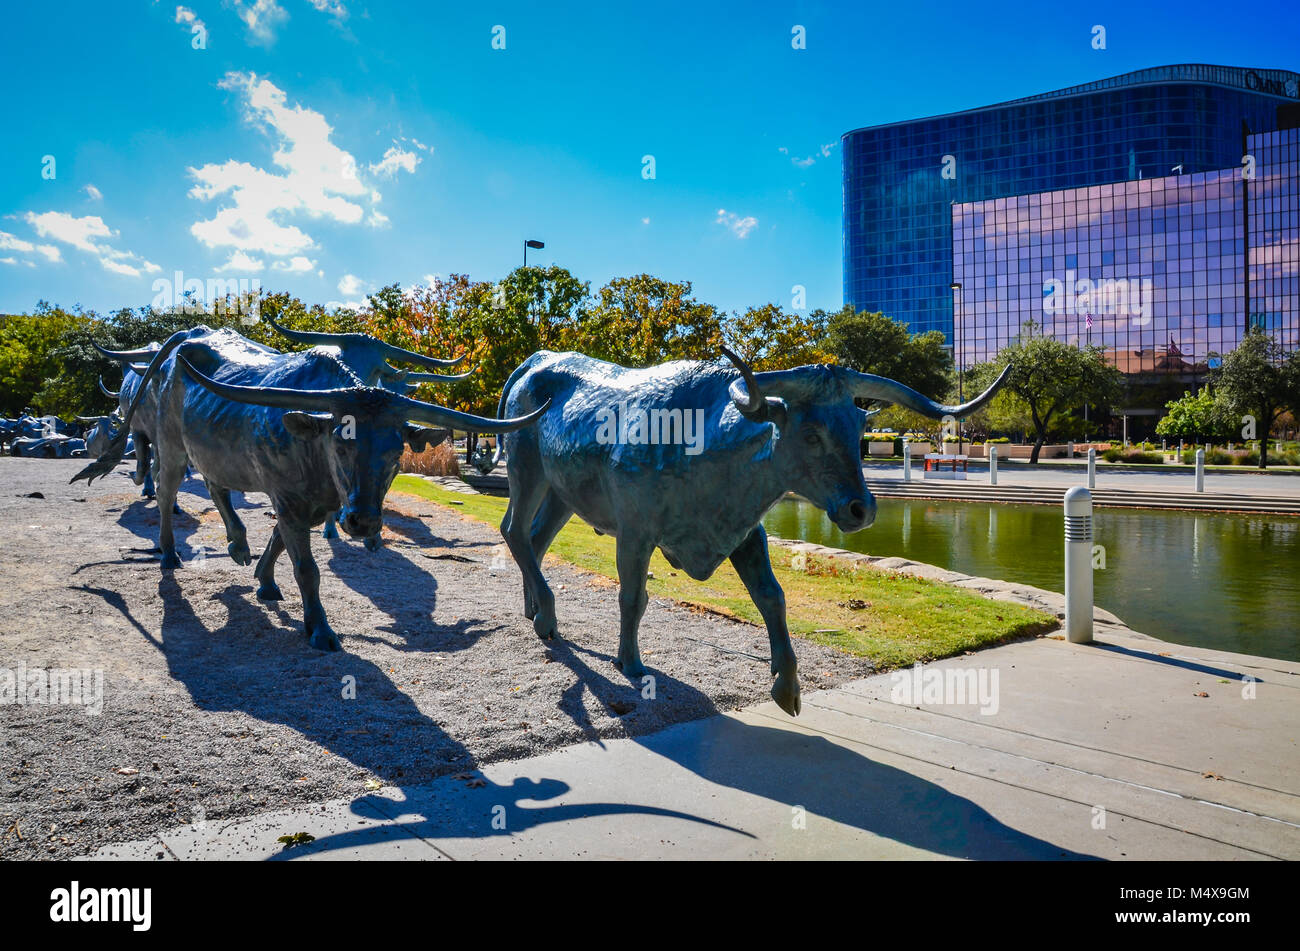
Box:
764;534;1146;641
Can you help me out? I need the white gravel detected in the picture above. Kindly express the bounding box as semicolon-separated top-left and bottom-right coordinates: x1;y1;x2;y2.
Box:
0;457;870;859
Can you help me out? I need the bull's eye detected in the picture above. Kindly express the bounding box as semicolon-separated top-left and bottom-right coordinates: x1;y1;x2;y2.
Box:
803;431;821;448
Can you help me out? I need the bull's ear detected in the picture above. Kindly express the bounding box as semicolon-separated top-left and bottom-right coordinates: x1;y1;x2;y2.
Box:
283;411;334;440
404;424;449;452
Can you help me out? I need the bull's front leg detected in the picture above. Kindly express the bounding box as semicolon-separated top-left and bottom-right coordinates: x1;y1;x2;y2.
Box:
613;536;654;678
729;525;800;716
278;521;341;651
207;483;251;565
254;525;286;600
321;511;339;539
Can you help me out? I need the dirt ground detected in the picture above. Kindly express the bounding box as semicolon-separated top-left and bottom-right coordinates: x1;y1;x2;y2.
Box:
0;457;871;859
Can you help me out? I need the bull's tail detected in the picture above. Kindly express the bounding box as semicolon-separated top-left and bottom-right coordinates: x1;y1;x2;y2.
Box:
71;330;190;485
490;358;537;468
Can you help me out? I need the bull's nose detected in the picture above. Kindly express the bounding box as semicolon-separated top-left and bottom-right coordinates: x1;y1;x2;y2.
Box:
836;497;876;532
342;513;381;538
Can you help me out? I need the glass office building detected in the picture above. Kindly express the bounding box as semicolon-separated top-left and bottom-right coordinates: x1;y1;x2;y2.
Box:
951;127;1299;375
843;65;1300;345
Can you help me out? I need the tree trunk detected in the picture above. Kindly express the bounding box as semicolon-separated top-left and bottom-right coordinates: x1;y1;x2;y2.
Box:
1030;435;1046;465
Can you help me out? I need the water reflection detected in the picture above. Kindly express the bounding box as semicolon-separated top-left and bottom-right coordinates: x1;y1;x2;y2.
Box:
764;498;1300;662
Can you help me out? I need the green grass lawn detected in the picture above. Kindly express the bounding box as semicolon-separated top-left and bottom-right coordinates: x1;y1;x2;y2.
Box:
392;474;1058;670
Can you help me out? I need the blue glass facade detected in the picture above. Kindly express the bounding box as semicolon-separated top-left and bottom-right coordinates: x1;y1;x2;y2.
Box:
843;65;1300;341
950;127;1299;375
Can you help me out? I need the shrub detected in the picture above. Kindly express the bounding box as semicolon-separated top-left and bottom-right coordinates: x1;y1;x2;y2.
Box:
401;442;461;477
1105;448;1163;464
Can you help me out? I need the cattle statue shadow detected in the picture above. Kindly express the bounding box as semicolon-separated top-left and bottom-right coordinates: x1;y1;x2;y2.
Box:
322;530;495;655
106;473;253;559
291;635;1097;861
377;506;484;551
109;574;742;848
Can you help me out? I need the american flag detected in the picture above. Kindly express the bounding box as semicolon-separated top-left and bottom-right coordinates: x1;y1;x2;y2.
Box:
1085;312;1094;330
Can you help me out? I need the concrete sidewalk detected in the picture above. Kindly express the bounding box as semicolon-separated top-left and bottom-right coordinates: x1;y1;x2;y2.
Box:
93;628;1300;861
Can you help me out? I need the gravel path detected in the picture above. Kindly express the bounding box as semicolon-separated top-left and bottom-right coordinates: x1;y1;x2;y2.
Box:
0;457;871;859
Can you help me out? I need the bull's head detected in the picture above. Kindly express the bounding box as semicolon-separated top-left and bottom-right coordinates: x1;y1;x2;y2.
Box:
76;415;119;458
722;348;1008;533
178;355;547;538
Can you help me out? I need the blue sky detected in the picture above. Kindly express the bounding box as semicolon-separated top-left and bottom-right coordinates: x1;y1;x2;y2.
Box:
2;0;1298;318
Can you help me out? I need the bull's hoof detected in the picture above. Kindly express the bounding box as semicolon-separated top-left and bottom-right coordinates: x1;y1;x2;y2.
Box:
614;654;647;679
532;612;558;641
771;670;801;717
228;539;252;566
160;551;181;570
256;581;283;601
308;627;342;652
322;521;339;540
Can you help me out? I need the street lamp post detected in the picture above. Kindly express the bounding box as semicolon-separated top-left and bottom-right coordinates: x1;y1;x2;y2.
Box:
950;282;963;456
523;238;545;268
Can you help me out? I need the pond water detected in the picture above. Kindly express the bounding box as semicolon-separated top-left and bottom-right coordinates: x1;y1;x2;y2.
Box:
763;497;1300;662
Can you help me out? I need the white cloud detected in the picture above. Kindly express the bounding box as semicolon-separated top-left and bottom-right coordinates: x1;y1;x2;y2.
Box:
227;0;288;46
306;0;347;19
272;255;315;272
224;250;265;271
23;211;159;275
641;217;650;225
175;5;206;36
189;72;382;259
781;142;836;168
84;184;103;201
337;273;364;295
1;257;36;268
369;145;419;178
0;229;62;263
367;209;389;228
715;208;758;239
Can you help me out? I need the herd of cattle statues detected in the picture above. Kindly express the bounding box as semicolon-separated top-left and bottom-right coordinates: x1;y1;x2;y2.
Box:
65;322;1005;715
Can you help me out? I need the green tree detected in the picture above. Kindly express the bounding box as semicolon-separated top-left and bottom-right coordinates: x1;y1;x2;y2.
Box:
1154;386;1236;445
0;304;95;417
723;304;829;371
824;306;953;397
989;324;1123;463
563;274;722;367
1210;328;1300;469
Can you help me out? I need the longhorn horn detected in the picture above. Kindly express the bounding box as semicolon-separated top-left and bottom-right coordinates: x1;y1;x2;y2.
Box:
263;314;347;348
98;377;120;399
373;338;466;371
92;340;160;363
178;354;549;434
387;366;478;385
848;363;1011;419
128;363;151;375
264;314;465;370
721;346;785;424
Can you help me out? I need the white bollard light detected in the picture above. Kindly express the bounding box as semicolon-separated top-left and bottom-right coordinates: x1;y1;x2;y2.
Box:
902;437;911;482
1087;447;1096;489
1196;448;1205;493
1067;440;1075;459
989;444;998;485
1064;486;1094;644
